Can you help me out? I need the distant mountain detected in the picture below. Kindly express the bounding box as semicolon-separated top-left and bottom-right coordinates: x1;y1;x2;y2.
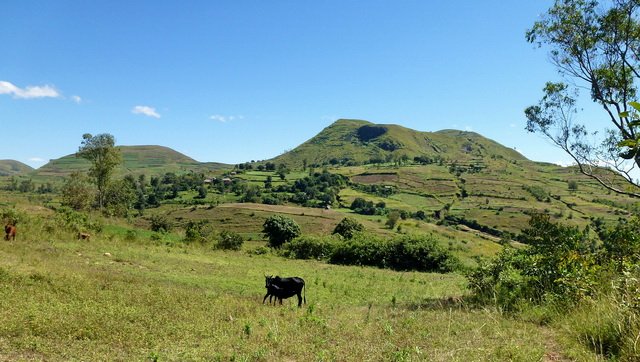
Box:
35;145;229;177
0;160;34;176
272;119;527;168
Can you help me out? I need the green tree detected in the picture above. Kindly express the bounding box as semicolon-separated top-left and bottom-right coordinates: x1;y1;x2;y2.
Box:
525;0;640;197
332;217;365;239
386;211;401;229
61;172;95;211
262;215;301;248
568;179;579;191
103;178;137;217
76;133;122;208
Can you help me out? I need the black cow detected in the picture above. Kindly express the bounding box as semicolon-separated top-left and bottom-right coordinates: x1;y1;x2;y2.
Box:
263;275;306;307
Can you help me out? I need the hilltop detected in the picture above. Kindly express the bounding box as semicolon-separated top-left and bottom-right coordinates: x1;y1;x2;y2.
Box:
0;160;33;176
272;119;527;168
35;145;229;178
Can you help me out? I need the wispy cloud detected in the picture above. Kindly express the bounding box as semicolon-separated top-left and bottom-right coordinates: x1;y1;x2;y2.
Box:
0;80;61;99
71;95;82;104
210;114;243;123
28;157;46;163
132;105;161;118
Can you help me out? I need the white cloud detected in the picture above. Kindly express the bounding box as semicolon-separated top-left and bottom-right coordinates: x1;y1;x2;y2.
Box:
132;105;161;118
0;80;60;99
210;114;243;123
464;125;474;132
28;157;46;163
71;95;82;104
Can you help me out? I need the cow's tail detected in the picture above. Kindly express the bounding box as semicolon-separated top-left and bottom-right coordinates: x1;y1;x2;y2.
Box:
303;282;307;305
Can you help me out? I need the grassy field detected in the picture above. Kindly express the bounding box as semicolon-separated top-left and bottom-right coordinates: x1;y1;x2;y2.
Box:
0;208;598;361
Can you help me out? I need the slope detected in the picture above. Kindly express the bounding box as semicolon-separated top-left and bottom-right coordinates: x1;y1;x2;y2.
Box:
273;119;527;168
0;160;34;176
35;145;228;178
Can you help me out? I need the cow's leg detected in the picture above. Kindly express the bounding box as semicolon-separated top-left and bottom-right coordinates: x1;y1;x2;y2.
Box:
263;292;270;304
297;293;302;307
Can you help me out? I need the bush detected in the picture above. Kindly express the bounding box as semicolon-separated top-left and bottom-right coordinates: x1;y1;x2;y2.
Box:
184;220;212;243
467;213;599;310
262;215;301;248
283;235;338;259
332;217;364;239
54;207;103;234
149;214;172;233
329;234;459;273
216;230;244;251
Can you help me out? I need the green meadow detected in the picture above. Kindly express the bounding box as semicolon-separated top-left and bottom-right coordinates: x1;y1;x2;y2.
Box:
0;208;593;361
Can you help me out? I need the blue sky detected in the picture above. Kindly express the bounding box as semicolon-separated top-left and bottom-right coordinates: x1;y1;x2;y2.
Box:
1;1;577;168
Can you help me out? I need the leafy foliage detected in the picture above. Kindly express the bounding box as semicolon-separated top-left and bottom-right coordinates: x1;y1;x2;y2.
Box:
60;172;95;211
216;230;244;251
149;214;172;233
332;217;365;239
76;133;122;209
53;206;103;234
525;0;640;196
350;197;386;215
282;235;338;259
183;220;212;243
262;215;301;248
329;234;460;273
468;213;600;310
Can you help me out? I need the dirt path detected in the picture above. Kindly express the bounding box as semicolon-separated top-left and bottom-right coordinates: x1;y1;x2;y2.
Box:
541;327;571;362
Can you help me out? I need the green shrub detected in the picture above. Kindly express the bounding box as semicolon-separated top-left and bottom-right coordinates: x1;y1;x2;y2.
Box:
149;214;172;233
329;234;459;273
54;207;102;233
262;215;301;248
184;220;212;243
332;217;364;239
283;235;338;259
216;230;244;251
467;213;599;310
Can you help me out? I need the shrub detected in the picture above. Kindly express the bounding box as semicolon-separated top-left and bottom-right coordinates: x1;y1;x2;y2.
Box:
149;214;172;233
332;217;364;239
467;213;599;310
54;207;103;234
184;220;212;243
283;235;337;260
262;215;301;248
216;230;244;251
329;234;459;273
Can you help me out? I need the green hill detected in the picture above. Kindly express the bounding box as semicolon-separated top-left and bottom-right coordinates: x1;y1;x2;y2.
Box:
0;160;34;176
35;145;228;177
273;119;527;168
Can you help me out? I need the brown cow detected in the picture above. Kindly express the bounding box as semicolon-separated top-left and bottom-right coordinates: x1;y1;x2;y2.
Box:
78;232;91;241
4;225;16;241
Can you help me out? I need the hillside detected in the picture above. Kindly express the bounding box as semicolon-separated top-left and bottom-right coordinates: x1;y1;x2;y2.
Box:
0;160;33;176
272;119;527;168
35;145;229;178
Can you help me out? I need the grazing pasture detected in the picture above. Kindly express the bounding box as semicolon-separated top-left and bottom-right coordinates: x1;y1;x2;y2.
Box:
0;212;591;361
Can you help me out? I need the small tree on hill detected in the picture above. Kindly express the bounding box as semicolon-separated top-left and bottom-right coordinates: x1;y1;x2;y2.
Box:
76;133;122;209
386;211;401;229
61;172;95;211
333;217;365;239
263;215;301;248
